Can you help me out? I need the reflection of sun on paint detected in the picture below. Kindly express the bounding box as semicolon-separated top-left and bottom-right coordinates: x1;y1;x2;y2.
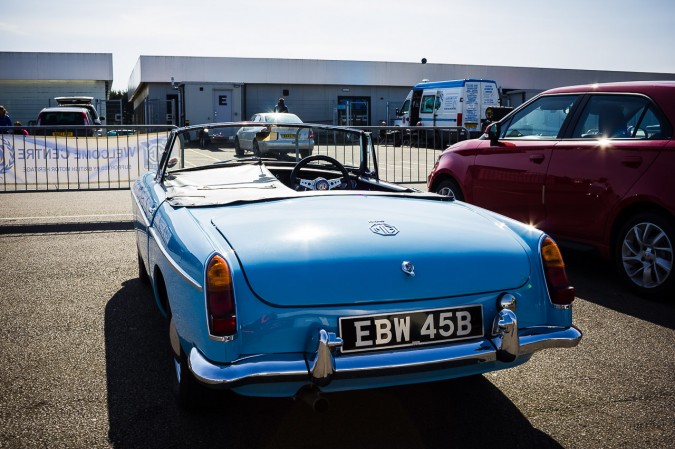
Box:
285;225;330;243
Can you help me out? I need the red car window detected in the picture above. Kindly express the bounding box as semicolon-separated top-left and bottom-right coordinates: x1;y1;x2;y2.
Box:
570;95;659;139
500;95;579;140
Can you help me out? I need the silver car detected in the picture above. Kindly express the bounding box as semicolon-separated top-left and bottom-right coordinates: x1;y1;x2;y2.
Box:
234;113;314;158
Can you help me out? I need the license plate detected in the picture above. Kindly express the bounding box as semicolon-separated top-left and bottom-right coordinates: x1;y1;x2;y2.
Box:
281;133;297;139
53;131;73;137
339;305;483;354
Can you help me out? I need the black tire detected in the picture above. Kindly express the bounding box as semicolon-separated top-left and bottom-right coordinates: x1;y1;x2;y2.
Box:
393;131;402;147
172;343;205;410
137;251;149;284
435;178;464;201
614;212;674;300
234;137;244;157
434;130;448;149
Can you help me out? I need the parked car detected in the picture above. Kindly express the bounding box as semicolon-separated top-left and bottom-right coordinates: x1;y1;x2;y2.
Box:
35;106;96;137
55;96;104;125
132;122;581;408
234;112;313;158
428;81;675;299
106;129;136;136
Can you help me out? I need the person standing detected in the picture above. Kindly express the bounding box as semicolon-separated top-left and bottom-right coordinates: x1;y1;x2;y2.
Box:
0;106;12;133
274;98;288;113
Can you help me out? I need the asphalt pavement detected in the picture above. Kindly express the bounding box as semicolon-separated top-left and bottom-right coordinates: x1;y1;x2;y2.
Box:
0;189;673;449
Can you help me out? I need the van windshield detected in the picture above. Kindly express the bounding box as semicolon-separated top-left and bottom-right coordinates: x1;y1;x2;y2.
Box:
400;99;410;115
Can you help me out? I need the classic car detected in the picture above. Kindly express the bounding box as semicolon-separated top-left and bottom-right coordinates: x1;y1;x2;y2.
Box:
132;122;582;409
428;81;675;300
233;113;313;158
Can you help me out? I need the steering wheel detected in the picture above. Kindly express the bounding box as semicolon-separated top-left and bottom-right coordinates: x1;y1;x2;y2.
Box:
289;155;352;191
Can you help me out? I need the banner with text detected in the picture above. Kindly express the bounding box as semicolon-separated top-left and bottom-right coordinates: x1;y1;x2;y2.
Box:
0;133;168;191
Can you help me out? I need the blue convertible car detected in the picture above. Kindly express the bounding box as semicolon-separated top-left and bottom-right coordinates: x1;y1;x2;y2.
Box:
132;122;582;408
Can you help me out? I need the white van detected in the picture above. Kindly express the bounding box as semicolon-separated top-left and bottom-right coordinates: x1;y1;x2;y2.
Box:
394;79;500;137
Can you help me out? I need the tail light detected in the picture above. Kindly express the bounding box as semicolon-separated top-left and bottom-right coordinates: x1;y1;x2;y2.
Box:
541;237;576;305
308;130;314;140
457;113;463;127
206;255;236;336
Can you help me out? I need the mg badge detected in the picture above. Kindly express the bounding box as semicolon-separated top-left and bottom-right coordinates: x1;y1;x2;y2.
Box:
401;261;415;277
315;179;330;191
370;222;399;236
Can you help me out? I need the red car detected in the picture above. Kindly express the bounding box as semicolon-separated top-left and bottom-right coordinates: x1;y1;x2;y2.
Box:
428;81;675;299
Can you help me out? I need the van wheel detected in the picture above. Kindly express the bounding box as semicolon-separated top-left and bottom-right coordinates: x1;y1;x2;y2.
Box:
435;179;464;201
614;212;674;300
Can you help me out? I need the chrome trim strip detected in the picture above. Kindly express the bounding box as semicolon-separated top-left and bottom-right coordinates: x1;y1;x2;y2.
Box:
149;226;203;292
130;189;150;228
208;334;235;342
519;326;583;354
189;349;309;386
188;324;582;388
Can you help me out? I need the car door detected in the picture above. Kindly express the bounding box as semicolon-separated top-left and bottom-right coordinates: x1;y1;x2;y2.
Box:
470;94;580;227
544;94;668;244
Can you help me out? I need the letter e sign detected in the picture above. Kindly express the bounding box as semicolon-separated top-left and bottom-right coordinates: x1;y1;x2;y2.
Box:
219;95;228;106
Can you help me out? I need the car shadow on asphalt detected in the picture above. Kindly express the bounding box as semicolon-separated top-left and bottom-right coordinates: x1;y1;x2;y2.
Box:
105;279;563;449
561;247;675;330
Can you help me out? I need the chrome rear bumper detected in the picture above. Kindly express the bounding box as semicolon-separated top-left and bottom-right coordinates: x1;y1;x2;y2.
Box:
189;310;582;390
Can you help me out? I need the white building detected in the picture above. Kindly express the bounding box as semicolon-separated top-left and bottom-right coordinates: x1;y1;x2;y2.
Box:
127;55;675;127
2;52;675;127
0;52;113;126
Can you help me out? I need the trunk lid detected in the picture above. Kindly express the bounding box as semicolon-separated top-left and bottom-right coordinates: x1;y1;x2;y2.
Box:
208;195;532;307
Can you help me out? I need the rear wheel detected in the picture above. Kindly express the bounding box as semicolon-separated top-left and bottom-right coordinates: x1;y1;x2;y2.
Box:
173;345;206;409
170;317;206;409
435;178;464;201
614;212;674;300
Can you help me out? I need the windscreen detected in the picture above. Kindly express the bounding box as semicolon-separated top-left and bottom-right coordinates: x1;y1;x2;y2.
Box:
163;122;370;177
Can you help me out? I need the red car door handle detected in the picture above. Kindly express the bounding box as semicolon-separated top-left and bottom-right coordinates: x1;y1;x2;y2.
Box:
621;156;643;167
529;154;545;163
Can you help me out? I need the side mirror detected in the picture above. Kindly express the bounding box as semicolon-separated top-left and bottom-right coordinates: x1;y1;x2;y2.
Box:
167;157;178;168
487;123;501;146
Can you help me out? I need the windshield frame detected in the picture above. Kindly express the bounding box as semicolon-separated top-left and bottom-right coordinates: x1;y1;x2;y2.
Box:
156;122;377;185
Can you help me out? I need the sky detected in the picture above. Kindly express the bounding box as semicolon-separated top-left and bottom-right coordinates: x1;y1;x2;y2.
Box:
2;0;675;92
